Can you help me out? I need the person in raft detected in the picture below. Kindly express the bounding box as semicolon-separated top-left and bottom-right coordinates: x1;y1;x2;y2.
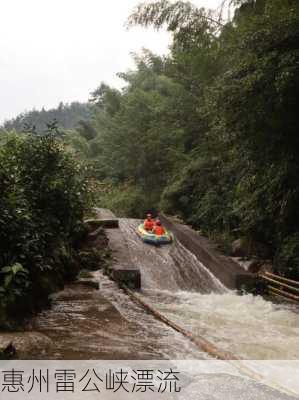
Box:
153;219;165;236
144;213;155;231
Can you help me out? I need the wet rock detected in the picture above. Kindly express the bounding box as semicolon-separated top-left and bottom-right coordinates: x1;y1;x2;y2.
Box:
160;214;247;289
247;259;263;273
232;256;271;274
235;274;267;295
105;227;141;289
88;227;103;240
236;258;262;273
255;243;272;259
78;269;93;279
231;238;271;259
83;228;109;250
75;278;100;290
0;332;52;359
109;264;141;289
231;238;249;257
84;218;119;230
231;257;259;272
94;208;117;219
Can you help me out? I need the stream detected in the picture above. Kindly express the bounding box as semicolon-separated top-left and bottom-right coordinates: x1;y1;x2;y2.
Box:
27;218;299;361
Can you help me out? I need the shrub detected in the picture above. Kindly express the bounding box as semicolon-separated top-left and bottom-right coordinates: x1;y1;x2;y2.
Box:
98;182;154;218
0;132;94;327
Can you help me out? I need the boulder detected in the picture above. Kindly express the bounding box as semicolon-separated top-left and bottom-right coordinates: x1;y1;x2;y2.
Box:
88;227;103;240
231;238;249;257
231;258;261;273
247;259;262;273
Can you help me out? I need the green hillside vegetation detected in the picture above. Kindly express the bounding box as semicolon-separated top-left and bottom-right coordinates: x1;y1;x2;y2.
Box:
1;102;93;134
72;0;299;279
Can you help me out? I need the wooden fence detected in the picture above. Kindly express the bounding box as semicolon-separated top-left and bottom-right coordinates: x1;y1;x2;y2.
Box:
259;271;299;303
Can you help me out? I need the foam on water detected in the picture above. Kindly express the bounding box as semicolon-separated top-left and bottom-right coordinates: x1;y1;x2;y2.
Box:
120;218;299;360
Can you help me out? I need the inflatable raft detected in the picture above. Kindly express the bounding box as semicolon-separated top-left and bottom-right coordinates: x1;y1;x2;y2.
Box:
137;224;173;245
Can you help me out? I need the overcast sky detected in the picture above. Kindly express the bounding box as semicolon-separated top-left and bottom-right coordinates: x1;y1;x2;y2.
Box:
0;0;221;123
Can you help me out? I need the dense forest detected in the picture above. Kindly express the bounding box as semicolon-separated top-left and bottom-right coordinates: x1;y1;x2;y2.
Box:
0;0;298;327
1;102;92;134
73;0;299;278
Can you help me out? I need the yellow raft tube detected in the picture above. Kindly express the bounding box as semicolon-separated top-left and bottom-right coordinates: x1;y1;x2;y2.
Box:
137;224;173;245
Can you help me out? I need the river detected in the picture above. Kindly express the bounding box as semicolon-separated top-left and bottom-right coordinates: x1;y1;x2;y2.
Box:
28;218;298;361
120;218;299;360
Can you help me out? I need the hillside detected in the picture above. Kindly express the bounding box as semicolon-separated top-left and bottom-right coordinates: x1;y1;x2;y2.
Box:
1;101;93;133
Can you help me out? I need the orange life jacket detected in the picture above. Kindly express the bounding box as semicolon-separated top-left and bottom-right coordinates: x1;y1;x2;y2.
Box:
144;219;154;231
154;225;165;236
